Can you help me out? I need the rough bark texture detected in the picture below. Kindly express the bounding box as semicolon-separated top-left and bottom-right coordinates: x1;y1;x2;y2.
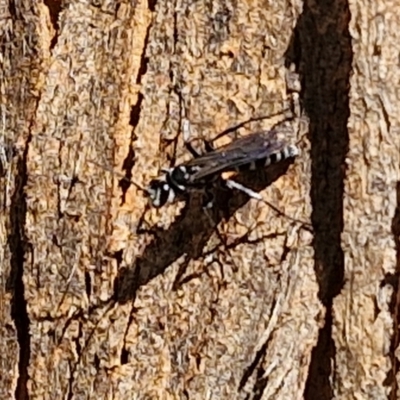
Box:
0;0;398;399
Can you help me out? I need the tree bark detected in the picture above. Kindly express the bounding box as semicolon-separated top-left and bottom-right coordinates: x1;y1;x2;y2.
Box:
0;0;398;399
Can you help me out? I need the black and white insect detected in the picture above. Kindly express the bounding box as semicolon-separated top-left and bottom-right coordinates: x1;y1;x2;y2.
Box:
146;125;299;208
90;119;300;211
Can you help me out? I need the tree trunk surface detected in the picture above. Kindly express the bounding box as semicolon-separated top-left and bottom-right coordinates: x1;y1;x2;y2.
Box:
0;0;398;399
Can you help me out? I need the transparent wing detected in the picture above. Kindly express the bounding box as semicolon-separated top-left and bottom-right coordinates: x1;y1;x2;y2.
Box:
184;130;290;181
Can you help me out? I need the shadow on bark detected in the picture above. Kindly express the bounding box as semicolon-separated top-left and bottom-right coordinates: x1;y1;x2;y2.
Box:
285;0;352;398
114;160;302;303
386;182;400;398
6;149;31;400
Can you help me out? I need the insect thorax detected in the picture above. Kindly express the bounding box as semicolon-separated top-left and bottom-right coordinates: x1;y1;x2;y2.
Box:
167;165;202;191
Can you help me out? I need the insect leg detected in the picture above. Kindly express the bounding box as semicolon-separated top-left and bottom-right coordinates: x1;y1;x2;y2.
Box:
201;187;215;209
186;139;215;156
209;110;293;144
203;140;215;153
185;143;203;158
224;179;312;229
182;118;204;158
224;179;263;200
182;118;216;158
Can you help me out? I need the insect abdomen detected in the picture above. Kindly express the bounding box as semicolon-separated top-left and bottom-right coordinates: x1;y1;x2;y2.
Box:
237;144;299;172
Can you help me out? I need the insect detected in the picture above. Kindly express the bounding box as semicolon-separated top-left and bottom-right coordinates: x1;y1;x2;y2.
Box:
146;128;299;208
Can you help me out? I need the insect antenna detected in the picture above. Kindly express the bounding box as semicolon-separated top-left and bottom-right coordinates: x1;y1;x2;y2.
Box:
87;159;149;195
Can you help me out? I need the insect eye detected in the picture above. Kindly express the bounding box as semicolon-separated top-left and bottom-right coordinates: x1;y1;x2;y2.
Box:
146;180;157;198
147;179;172;207
147;179;163;199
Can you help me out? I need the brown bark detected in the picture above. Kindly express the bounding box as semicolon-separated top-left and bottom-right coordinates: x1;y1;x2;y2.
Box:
0;0;397;399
